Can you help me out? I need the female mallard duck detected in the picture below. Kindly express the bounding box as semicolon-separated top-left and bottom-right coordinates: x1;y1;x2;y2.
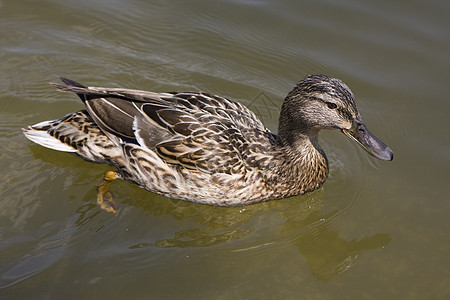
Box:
23;75;393;211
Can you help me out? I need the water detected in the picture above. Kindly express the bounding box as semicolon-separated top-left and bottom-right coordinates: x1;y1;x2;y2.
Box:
1;0;449;299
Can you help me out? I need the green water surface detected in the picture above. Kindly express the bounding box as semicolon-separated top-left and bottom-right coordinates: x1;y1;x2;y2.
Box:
1;0;449;299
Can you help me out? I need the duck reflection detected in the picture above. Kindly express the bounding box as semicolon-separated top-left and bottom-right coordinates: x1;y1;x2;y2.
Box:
80;185;389;281
282;209;391;281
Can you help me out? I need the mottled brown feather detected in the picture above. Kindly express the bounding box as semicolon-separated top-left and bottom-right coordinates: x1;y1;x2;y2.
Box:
24;75;393;206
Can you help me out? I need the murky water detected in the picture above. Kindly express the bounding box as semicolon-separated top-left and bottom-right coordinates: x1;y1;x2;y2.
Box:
1;0;449;299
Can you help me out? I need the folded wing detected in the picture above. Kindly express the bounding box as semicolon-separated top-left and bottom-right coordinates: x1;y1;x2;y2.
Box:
51;78;274;175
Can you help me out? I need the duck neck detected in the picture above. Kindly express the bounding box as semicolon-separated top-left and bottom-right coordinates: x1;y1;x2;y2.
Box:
274;128;329;195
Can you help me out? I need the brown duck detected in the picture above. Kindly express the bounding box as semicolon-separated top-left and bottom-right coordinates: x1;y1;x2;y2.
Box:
23;75;393;211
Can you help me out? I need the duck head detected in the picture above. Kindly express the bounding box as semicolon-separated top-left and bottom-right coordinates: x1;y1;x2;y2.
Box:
280;74;393;161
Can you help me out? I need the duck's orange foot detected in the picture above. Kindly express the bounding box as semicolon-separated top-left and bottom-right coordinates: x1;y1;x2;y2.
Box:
96;171;121;213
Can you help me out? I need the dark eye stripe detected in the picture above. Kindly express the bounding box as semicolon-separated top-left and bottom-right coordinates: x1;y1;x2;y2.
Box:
338;108;353;121
308;96;341;111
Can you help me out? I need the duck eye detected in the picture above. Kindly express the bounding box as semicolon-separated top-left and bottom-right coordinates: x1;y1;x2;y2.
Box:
326;102;337;109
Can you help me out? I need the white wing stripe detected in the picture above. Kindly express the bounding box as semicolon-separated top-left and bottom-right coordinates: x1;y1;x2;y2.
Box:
100;98;133;118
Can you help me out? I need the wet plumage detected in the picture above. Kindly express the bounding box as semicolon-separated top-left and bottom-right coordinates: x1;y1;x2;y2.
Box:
23;75;393;207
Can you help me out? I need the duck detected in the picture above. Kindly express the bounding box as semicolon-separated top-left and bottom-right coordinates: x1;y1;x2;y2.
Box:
23;75;393;211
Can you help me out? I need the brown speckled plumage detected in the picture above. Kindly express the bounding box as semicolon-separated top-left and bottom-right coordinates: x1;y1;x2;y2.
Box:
23;75;393;206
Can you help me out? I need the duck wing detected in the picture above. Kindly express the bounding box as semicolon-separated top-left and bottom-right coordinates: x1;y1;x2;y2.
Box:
51;78;275;175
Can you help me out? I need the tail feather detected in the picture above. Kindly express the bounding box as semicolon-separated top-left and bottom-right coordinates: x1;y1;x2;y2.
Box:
59;77;86;88
49;77;108;101
23;111;120;164
23;121;77;152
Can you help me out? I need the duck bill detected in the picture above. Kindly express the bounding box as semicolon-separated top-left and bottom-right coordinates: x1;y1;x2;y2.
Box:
342;121;393;161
